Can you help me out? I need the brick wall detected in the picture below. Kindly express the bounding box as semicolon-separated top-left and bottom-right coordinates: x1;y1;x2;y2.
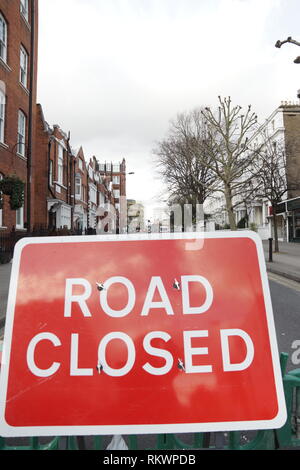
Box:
0;0;38;230
34;103;50;227
282;104;300;199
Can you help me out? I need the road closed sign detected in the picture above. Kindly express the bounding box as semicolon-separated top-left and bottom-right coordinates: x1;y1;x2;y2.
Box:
0;232;286;436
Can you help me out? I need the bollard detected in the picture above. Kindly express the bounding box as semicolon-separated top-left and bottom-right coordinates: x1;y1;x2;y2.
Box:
268;238;273;262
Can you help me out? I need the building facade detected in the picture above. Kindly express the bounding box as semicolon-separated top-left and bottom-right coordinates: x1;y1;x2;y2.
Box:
243;102;300;242
0;0;38;231
0;1;130;236
35;107;128;233
205;101;300;242
35;104;76;230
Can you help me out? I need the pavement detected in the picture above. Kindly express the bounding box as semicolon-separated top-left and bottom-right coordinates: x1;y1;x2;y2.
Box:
0;260;11;332
262;239;300;283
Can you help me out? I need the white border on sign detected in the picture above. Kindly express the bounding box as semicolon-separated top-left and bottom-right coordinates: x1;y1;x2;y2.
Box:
0;231;287;437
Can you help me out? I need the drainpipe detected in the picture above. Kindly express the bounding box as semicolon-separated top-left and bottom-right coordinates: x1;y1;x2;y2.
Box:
48;138;55;199
47;137;56;229
26;0;35;232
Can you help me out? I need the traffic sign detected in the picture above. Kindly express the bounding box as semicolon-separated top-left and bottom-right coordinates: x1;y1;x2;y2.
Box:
0;231;287;436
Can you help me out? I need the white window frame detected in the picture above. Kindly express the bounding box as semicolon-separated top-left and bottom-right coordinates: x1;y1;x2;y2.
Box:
88;166;93;179
0;13;7;63
113;175;120;184
113;189;120;199
99;191;105;206
78;158;83;171
89;184;97;205
57;144;64;185
113;164;120;172
20;45;28;88
49;159;53;186
17;110;26;157
89;210;96;228
0;88;5;143
16;206;24;229
20;0;29;21
75;176;82;199
59;205;71;229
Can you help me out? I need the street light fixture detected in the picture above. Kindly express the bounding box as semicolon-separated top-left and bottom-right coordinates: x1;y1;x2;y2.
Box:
275;36;300;63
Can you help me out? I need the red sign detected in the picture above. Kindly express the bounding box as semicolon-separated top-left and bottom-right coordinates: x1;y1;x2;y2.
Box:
0;232;286;436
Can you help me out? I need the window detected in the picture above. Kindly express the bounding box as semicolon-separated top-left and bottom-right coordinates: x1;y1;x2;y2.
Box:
17;110;26;156
20;0;29;21
106;163;111;172
113;189;120;199
60;205;71;229
0;88;5;143
78;158;83;171
16;206;24;229
113;175;120;184
57;144;63;184
75;176;81;199
113;164;120;172
20;46;28;88
99;191;105;206
49;159;53;186
89;185;97;205
0;13;7;63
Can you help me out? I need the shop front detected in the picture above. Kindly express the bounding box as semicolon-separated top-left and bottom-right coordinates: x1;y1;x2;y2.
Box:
287;197;300;242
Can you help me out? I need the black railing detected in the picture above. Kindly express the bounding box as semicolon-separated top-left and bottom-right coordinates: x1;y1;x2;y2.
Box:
0;227;82;263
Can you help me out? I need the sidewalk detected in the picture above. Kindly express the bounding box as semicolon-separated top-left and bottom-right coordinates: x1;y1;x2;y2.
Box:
262;240;300;283
0;261;11;330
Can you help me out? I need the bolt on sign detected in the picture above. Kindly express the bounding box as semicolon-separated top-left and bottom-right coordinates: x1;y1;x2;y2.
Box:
0;232;286;437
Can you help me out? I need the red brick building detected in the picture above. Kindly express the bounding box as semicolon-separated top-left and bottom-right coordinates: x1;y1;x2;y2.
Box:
35;106;128;233
0;0;128;236
75;155;127;234
73;146;88;232
0;0;38;231
35;103;75;230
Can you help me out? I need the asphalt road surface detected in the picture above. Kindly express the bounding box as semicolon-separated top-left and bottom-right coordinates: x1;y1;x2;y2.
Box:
268;273;300;373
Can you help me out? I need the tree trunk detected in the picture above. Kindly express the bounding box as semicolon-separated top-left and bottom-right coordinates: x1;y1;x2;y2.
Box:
224;185;237;230
272;205;279;252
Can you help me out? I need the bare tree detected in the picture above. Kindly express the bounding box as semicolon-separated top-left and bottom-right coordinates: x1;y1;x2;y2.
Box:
251;134;300;251
200;96;259;230
153;108;218;208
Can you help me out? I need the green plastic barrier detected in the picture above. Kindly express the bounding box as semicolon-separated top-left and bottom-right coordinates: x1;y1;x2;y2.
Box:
0;436;60;450
2;352;300;450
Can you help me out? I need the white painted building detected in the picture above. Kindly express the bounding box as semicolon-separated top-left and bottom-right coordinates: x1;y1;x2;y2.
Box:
204;101;300;242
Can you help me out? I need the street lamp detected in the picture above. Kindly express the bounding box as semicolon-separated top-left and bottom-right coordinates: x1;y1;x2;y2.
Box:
275;36;300;63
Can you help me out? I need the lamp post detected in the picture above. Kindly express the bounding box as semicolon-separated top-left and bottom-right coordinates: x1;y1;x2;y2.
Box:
275;36;300;63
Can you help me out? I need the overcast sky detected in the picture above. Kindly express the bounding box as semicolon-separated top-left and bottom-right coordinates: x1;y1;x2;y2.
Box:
37;0;300;218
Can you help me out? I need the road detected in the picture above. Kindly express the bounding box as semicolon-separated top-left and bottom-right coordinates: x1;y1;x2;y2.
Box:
268;273;300;373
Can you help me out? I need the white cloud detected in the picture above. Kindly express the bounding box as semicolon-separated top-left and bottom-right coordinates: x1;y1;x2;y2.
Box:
37;0;300;216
